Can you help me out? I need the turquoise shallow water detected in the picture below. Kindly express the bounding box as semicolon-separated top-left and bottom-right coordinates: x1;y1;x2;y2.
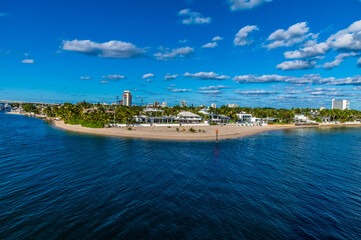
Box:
0;112;361;239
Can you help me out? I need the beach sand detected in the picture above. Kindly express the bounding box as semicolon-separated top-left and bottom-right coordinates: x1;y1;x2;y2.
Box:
52;120;308;141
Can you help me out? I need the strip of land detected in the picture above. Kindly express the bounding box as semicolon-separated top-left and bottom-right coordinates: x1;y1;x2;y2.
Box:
53;120;309;141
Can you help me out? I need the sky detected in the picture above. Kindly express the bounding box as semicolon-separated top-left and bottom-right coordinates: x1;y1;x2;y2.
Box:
1;0;361;109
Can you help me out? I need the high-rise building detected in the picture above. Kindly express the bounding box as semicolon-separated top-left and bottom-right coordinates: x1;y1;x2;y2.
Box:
122;90;132;106
154;101;160;108
332;99;350;110
181;100;187;107
161;102;167;107
211;103;217;108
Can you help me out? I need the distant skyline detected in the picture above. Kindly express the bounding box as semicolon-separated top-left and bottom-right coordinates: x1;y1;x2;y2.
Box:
1;0;361;109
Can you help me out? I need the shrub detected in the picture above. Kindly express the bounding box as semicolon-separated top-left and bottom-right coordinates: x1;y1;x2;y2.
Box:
127;127;132;130
198;129;202;132
81;120;104;128
189;127;195;133
203;130;205;133
168;126;171;128
183;128;186;132
176;128;179;132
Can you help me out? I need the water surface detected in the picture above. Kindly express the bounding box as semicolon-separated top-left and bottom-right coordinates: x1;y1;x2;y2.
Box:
0;113;361;239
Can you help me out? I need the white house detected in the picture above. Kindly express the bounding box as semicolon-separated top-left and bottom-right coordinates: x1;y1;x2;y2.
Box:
177;111;203;124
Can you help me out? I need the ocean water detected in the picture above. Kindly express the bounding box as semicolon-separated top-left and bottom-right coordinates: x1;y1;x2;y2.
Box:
0;113;361;240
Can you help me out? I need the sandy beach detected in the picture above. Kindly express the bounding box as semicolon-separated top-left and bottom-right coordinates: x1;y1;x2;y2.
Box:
52;120;310;141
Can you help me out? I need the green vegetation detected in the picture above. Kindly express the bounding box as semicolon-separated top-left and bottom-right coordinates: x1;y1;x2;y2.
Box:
189;127;195;133
20;101;361;128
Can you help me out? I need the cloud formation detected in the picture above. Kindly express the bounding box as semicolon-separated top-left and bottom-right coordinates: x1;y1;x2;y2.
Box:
358;58;361;67
167;87;192;92
235;90;277;95
178;9;211;25
198;90;224;95
164;74;178;80
198;85;231;90
234;25;259;46
154;46;194;60
21;59;34;64
102;75;126;80
142;73;154;79
321;53;359;69
228;0;272;10
202;42;217;48
265;22;317;49
184;72;231;80
233;74;361;85
277;60;316;70
212;36;223;41
80;76;91;80
62;39;145;58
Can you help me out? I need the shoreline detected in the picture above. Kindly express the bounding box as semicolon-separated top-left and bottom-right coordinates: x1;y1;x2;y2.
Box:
5;111;361;141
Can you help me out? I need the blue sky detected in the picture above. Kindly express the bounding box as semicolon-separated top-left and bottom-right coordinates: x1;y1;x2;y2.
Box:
1;0;361;108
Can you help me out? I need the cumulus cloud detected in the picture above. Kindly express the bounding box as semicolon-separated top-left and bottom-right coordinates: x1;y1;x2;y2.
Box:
321;53;359;69
164;74;178;80
233;74;361;85
234;25;259;46
277;60;316;70
198;85;231;90
265;22;317;49
198;90;224;95
21;59;34;64
184;72;231;80
102;75;126;80
178;9;211;25
62;39;145;58
154;46;194;60
202;42;218;48
142;73;154;79
235;90;277;95
212;36;223;41
179;39;188;44
284;20;361;60
80;76;91;80
228;0;272;10
167;87;192;92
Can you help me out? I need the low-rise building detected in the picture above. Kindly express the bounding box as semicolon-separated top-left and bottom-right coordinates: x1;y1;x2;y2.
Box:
177;111;202;124
237;113;252;123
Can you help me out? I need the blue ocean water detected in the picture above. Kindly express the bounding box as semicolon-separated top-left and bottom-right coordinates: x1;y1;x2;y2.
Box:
0;113;361;239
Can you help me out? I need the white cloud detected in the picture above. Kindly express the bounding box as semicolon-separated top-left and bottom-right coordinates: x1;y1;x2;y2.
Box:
164;74;178;80
198;90;224;95
234;25;259;46
265;22;317;49
62;39;145;58
202;42;218;48
283;20;361;60
100;80;108;84
21;59;34;64
233;74;361;86
277;60;316;70
212;36;223;41
102;75;126;80
198;85;230;90
321;53;359;69
235;90;277;95
179;39;188;44
80;76;91;80
284;42;329;59
167;87;192;92
184;72;231;80
358;58;361;67
178;9;211;25
228;0;272;10
154;46;194;60
142;73;154;79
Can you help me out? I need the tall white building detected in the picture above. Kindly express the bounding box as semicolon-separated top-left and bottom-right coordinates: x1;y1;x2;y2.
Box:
332;99;350;110
211;103;217;108
228;103;239;108
122;90;132;106
180;100;187;107
161;102;167;107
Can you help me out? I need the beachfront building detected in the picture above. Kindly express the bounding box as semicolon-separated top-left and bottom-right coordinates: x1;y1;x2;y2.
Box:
209;114;230;124
237;113;252;123
180;100;187;107
177;111;202;124
228;103;239;108
332;99;350;110
122;91;132;106
211;103;217;108
198;108;209;115
294;114;309;123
